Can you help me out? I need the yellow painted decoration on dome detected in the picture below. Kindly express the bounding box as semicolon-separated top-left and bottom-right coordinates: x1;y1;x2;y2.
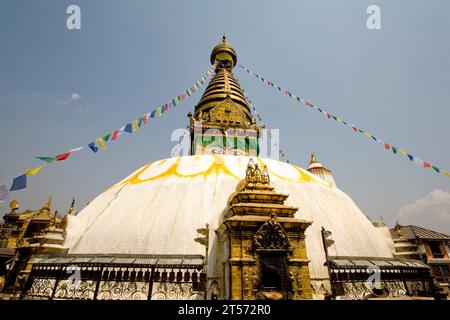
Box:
110;156;333;189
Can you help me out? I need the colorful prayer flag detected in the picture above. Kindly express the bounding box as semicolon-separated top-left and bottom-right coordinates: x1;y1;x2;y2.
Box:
69;146;84;153
399;149;407;156
103;134;111;142
432;166;440;173
88;142;98;153
35;156;55;163
96;137;106;150
407;154;414;161
156;107;161;117
10;174;26;191
132;120;139;132
124;123;133;133
444;171;450;177
423;162;431;168
392;146;398;154
112;130;120;141
56;152;72;161
150;110;156;118
384;143;391;150
25;165;44;176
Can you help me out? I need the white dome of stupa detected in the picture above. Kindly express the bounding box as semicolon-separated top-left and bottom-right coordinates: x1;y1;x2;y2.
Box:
64;155;395;290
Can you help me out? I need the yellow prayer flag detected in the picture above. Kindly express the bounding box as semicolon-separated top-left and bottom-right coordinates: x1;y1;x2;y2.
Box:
399;149;407;156
444;171;450;177
132;119;139;132
96;137;107;150
156;107;162;117
364;132;371;138
25;165;45;176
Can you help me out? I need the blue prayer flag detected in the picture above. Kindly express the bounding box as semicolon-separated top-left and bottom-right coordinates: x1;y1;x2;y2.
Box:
88;142;98;153
10;174;26;191
124;123;133;133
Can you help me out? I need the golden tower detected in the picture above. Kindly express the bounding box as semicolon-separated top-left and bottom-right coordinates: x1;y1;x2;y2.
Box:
189;36;262;156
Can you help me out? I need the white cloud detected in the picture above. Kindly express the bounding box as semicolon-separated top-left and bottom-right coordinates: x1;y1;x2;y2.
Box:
57;92;84;104
71;93;82;101
397;189;450;233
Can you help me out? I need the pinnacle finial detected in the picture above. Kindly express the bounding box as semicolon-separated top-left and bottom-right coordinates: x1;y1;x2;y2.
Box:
68;198;76;215
41;196;52;211
222;34;227;44
310;153;318;164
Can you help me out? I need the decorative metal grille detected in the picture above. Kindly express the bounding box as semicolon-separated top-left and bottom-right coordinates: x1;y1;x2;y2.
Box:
151;282;203;300
54;280;96;300
28;278;55;298
25;254;206;300
335;281;407;300
96;281;149;300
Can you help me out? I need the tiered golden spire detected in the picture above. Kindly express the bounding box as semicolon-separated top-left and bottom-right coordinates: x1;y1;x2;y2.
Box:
194;36;252;124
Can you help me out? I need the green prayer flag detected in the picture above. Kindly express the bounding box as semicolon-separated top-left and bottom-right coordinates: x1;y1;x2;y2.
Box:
103;134;111;142
392;146;397;154
432;166;440;173
35;156;55;163
358;129;364;133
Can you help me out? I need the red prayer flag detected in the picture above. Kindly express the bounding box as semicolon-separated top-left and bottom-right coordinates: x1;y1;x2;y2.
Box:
142;115;148;125
352;126;358;132
181;93;186;102
112;130;119;141
327;114;331;119
164;103;169;111
384;143;391;150
424;162;431;168
55;152;72;161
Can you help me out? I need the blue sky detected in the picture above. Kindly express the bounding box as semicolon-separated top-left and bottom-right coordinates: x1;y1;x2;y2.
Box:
1;0;449;233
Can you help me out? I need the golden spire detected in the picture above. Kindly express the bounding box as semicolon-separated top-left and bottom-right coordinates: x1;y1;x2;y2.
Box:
309;153;318;164
41;196;52;212
67;198;76;215
195;36;252;123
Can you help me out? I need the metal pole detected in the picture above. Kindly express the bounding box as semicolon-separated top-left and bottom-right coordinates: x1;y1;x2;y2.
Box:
321;227;335;299
147;267;155;301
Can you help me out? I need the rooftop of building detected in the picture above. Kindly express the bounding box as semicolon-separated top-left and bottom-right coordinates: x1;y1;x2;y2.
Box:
390;224;450;241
